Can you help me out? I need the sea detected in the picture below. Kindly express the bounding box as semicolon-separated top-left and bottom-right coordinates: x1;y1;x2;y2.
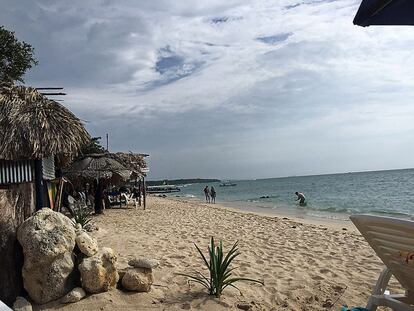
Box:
170;168;414;221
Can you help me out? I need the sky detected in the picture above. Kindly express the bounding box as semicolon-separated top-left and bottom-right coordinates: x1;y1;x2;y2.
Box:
2;0;414;180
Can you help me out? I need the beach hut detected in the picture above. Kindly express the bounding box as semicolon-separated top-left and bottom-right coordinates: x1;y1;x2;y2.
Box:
0;82;90;305
354;0;414;26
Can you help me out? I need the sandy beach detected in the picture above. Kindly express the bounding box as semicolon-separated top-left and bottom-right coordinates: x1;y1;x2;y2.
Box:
39;196;401;311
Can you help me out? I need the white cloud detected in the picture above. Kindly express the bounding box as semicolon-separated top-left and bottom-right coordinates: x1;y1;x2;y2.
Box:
2;0;414;178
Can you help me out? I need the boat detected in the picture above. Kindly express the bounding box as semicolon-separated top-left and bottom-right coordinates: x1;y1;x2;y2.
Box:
146;185;181;194
219;181;237;187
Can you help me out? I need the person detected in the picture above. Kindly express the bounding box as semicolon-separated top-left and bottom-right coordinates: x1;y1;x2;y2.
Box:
203;186;210;203
295;191;306;206
210;186;216;204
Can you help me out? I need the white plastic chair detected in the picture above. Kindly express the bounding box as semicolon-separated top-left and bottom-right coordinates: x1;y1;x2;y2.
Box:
0;300;12;311
350;215;414;311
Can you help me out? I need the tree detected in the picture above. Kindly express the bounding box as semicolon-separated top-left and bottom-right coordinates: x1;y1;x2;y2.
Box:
0;26;38;82
79;137;106;156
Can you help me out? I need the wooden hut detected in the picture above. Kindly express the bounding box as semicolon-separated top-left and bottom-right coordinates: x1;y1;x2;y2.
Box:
0;83;90;305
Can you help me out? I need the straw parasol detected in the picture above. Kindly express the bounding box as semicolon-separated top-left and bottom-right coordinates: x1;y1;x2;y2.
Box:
65;153;132;181
0;82;91;160
110;152;148;176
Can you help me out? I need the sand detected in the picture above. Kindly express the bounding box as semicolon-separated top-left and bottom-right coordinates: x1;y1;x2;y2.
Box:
38;196;402;311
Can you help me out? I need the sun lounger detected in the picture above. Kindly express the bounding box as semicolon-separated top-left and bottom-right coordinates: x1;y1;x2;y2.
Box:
350;215;414;311
0;300;12;311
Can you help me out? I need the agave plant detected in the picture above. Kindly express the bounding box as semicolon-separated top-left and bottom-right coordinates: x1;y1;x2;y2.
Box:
178;237;264;297
69;203;93;228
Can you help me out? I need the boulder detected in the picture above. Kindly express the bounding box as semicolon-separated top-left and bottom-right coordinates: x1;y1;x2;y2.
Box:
78;247;119;293
122;267;154;292
128;258;159;269
75;231;98;257
61;287;86;303
17;208;76;304
12;296;32;311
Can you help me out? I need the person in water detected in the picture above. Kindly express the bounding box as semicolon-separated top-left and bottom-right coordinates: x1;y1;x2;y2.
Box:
210;186;216;204
204;186;210;203
295;191;306;205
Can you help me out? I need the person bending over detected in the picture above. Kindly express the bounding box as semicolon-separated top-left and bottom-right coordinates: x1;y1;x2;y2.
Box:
295;191;306;206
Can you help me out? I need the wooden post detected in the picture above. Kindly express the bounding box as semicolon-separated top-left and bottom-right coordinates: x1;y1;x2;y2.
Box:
143;176;146;210
138;179;142;207
34;159;44;210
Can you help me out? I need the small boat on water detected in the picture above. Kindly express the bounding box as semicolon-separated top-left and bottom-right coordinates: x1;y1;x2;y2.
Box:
219;181;237;187
147;185;181;194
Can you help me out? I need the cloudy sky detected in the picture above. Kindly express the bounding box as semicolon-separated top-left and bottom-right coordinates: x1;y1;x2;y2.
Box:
2;0;414;180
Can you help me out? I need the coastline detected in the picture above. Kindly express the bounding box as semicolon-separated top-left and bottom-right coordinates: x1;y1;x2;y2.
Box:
168;195;356;231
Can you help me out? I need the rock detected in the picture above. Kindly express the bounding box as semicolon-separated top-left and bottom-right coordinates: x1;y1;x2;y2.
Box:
79;247;119;293
13;296;32;311
17;208;76;304
76;231;98;257
61;287;86;303
128;258;159;269
322;298;334;308
74;223;82;230
237;302;252;310
122;267;154;292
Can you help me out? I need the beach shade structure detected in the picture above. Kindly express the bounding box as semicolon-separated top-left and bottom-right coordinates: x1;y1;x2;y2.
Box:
65;153;132;181
353;0;414;26
110;152;149;177
0;83;90;161
0;82;90;306
350;215;414;310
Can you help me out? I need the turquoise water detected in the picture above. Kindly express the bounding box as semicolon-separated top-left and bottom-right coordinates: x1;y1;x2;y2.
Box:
172;169;414;220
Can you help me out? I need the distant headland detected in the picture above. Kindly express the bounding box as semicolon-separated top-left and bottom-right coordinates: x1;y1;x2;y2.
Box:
147;178;220;186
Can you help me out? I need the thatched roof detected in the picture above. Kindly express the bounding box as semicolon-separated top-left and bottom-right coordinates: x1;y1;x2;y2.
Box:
0;83;91;160
110;152;148;176
65;153;132;180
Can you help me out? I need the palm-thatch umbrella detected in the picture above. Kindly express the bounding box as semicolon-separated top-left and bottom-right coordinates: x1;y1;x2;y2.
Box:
65;153;132;181
0;82;90;160
110;152;149;177
354;0;414;26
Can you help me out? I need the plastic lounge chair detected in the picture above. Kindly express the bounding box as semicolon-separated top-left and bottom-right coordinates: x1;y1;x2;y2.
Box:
350;215;414;311
0;300;12;311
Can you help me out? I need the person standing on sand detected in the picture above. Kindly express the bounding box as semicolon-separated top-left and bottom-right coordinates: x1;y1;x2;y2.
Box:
295;191;306;206
204;186;210;203
210;186;216;204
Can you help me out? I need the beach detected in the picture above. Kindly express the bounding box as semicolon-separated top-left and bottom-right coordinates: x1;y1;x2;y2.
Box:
40;196;401;311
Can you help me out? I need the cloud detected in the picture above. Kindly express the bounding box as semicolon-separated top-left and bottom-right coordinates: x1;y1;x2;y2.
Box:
2;0;414;178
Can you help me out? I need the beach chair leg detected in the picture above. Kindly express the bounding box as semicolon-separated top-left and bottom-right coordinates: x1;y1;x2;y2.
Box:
367;267;392;311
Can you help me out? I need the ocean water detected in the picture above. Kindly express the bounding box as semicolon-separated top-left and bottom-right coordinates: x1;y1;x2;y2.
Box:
172;169;414;221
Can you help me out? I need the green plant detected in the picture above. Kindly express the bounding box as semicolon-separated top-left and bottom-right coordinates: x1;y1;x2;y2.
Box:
69;204;93;228
178;237;264;297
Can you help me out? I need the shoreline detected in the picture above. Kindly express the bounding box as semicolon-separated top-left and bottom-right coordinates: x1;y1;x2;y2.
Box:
167;195;356;231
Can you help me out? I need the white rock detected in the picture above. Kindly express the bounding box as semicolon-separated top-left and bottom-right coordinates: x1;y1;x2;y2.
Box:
61;287;86;303
17;208;76;304
12;296;32;311
78;247;119;293
128;258;159;269
122;267;154;292
75;231;98;257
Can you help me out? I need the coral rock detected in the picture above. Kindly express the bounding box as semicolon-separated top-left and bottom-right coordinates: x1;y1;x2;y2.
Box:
76;231;98;257
79;247;119;293
17;208;76;304
61;287;86;303
128;258;159;269
12;296;32;311
122;267;154;292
